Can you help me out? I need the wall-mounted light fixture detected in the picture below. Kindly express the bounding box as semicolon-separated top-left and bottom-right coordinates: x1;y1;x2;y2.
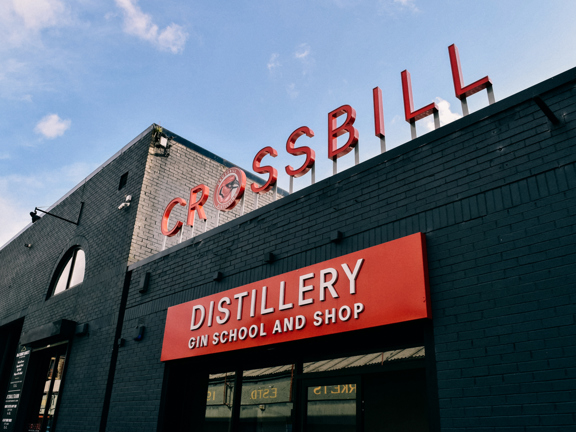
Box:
30;202;84;226
138;272;151;294
152;125;172;157
134;325;145;342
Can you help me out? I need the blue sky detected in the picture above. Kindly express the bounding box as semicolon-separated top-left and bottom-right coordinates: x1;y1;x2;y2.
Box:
2;0;576;247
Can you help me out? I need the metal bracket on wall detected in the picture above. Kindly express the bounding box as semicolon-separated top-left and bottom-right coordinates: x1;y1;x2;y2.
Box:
533;96;561;125
31;202;84;226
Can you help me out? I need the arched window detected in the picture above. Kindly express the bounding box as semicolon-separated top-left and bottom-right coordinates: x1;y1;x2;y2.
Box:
51;247;86;296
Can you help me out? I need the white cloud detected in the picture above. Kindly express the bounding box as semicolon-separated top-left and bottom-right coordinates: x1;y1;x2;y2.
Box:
294;43;311;60
293;43;314;75
34;114;71;139
267;53;280;73
115;0;188;54
0;0;72;48
286;83;299;99
12;0;68;30
0;154;10;160
424;97;462;131
157;23;188;53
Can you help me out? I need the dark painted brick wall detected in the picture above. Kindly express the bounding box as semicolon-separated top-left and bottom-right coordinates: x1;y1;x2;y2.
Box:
0;125;291;431
2;69;575;431
113;70;576;431
0;120;291;432
0;131;152;432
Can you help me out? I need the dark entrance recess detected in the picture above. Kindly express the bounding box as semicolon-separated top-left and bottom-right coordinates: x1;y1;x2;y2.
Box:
0;320;24;405
158;321;435;432
1;320;75;432
19;343;69;432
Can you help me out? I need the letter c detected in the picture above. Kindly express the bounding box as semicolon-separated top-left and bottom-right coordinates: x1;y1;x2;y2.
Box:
161;197;186;237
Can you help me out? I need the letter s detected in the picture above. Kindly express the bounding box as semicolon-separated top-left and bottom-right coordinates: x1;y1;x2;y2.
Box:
251;147;278;194
285;126;315;178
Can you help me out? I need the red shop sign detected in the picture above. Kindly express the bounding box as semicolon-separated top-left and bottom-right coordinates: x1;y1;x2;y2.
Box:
161;232;430;361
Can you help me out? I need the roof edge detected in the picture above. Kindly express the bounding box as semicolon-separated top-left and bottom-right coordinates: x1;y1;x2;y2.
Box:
0;125;154;252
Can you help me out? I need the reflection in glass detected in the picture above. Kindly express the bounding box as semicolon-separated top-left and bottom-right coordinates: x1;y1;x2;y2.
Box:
45;356;66;431
239;365;294;432
303;347;425;374
205;372;235;432
53;248;86;296
69;250;85;288
28;352;66;432
53;260;72;295
201;348;427;432
306;384;356;432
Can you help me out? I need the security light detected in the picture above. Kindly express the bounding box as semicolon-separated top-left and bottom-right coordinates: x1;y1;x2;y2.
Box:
118;195;132;210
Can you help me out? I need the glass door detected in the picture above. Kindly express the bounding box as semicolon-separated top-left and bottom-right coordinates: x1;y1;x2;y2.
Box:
302;379;360;432
22;344;67;432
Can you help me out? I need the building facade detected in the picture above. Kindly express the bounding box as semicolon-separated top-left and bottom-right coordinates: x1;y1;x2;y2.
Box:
1;67;575;432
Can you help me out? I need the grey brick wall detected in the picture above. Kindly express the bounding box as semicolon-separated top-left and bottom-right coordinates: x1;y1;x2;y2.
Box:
128;134;278;264
112;70;576;431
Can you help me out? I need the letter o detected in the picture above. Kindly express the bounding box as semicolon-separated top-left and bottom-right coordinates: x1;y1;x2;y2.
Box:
339;305;352;321
249;325;259;338
239;327;248;340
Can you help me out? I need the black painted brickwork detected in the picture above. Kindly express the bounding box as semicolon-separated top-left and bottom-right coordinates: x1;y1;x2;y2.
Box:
0;131;153;432
114;71;576;431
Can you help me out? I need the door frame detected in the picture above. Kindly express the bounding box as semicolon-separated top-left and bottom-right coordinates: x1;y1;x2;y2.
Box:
20;341;70;432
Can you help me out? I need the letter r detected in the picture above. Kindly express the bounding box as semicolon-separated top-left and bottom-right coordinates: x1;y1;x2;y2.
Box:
187;185;209;226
